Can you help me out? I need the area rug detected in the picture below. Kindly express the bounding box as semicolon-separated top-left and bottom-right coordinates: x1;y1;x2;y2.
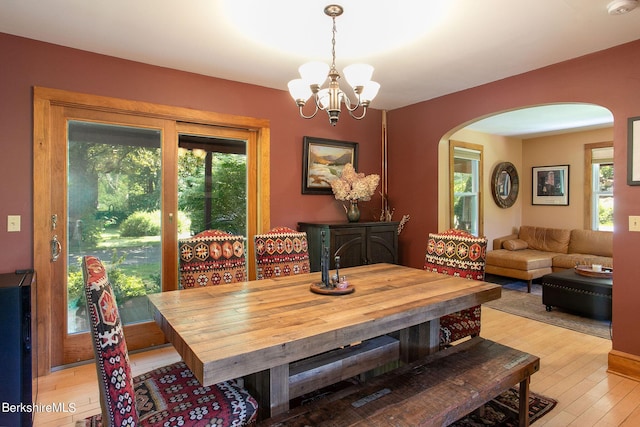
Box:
450;387;557;427
484;275;612;340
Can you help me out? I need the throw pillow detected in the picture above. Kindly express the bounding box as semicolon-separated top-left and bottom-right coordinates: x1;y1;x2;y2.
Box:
504;239;528;251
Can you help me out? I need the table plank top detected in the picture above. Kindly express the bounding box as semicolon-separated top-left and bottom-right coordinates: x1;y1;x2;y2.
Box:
148;263;501;386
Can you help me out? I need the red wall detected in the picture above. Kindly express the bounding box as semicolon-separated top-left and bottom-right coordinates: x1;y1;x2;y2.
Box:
0;32;382;272
2;32;639;359
387;39;640;357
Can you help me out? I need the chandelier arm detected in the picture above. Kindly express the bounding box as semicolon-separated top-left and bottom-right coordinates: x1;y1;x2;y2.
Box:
342;93;363;113
347;106;368;120
298;102;320;120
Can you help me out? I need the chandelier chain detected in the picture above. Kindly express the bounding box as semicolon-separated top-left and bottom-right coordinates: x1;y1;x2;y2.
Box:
331;15;337;70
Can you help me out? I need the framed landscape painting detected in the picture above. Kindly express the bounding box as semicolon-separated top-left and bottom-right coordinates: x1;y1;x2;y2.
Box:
532;165;569;205
302;136;358;195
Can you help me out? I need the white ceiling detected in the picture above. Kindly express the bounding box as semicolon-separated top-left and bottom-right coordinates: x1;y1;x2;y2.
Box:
465;104;614;138
1;0;637;135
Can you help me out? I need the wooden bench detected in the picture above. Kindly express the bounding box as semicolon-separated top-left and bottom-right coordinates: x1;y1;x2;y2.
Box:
259;337;540;427
249;335;400;419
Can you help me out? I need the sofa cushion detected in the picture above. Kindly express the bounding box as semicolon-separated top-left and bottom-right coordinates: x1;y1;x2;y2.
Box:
503;239;528;251
485;249;557;271
569;229;613;257
552;253;613;270
519;225;570;254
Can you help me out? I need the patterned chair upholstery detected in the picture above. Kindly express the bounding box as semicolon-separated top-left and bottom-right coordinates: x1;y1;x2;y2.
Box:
80;255;258;427
254;226;310;280
179;230;247;288
424;229;488;347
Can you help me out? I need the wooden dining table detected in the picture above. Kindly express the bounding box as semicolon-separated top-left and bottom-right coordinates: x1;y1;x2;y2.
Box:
147;263;501;418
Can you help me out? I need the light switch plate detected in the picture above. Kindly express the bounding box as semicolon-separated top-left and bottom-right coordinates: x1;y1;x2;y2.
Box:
630;216;640;232
7;215;21;232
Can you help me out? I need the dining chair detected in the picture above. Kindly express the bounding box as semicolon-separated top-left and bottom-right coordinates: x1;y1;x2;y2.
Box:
80;255;258;427
178;229;247;288
254;226;310;280
423;229;488;347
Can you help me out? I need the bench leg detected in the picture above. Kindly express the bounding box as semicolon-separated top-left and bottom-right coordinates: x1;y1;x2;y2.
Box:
527;280;532;293
518;376;531;427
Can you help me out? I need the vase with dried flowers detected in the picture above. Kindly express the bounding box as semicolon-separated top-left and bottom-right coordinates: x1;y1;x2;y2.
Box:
331;163;380;222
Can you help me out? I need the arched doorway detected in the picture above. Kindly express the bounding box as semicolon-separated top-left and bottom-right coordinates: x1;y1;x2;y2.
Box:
437;103;613;245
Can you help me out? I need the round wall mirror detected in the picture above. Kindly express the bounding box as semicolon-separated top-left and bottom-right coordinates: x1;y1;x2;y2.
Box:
491;162;519;208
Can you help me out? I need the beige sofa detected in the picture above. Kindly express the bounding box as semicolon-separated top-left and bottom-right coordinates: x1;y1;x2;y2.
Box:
485;225;613;292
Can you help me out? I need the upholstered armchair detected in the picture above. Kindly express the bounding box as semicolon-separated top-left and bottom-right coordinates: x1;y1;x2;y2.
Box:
80;255;258;427
179;229;247;288
423;229;488;347
254;226;310;280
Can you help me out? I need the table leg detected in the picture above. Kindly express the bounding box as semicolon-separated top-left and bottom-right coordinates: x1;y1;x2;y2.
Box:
269;364;290;416
245;363;290;419
398;319;440;363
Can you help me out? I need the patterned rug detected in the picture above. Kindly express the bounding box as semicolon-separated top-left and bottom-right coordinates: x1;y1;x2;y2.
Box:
450;387;557;426
484;275;612;340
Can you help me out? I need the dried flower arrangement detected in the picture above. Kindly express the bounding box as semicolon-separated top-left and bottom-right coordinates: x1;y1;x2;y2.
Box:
330;163;380;202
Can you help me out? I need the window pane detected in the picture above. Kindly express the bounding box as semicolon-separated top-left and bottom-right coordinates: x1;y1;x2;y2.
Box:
453;156;479;235
598;195;614;231
453;193;478;235
178;138;247;237
592;160;613;231
598;164;613;192
67;121;162;334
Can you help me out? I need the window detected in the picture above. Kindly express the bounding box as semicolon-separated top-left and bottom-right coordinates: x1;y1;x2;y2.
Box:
450;141;483;236
588;145;614;231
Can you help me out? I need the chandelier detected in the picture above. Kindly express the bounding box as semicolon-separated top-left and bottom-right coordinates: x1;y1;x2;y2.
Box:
287;4;380;126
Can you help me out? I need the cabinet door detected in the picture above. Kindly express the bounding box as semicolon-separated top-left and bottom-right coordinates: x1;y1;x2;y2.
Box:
331;228;367;268
367;224;398;265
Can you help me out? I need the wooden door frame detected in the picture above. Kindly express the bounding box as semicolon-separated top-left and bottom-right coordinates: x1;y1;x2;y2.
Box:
33;86;271;376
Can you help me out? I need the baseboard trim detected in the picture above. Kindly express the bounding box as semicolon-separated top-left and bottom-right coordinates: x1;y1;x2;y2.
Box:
608;349;640;381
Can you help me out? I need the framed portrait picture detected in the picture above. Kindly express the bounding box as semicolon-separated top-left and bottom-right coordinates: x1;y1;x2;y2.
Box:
302;136;358;195
628;116;640;185
532;165;569;206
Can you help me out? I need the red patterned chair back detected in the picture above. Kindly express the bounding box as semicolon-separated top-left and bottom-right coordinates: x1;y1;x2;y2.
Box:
424;229;487;279
82;255;139;426
423;229;487;347
179;230;247;288
254;226;310;280
81;255;259;426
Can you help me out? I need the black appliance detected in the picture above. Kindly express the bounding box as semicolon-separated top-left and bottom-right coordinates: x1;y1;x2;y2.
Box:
0;272;34;427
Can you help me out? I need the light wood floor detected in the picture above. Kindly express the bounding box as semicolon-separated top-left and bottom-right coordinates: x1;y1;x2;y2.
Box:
33;307;640;426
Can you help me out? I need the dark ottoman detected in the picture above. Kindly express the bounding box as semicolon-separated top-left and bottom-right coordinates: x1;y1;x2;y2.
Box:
541;269;612;320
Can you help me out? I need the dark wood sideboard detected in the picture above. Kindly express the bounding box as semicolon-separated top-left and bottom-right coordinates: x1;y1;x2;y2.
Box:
298;221;399;271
